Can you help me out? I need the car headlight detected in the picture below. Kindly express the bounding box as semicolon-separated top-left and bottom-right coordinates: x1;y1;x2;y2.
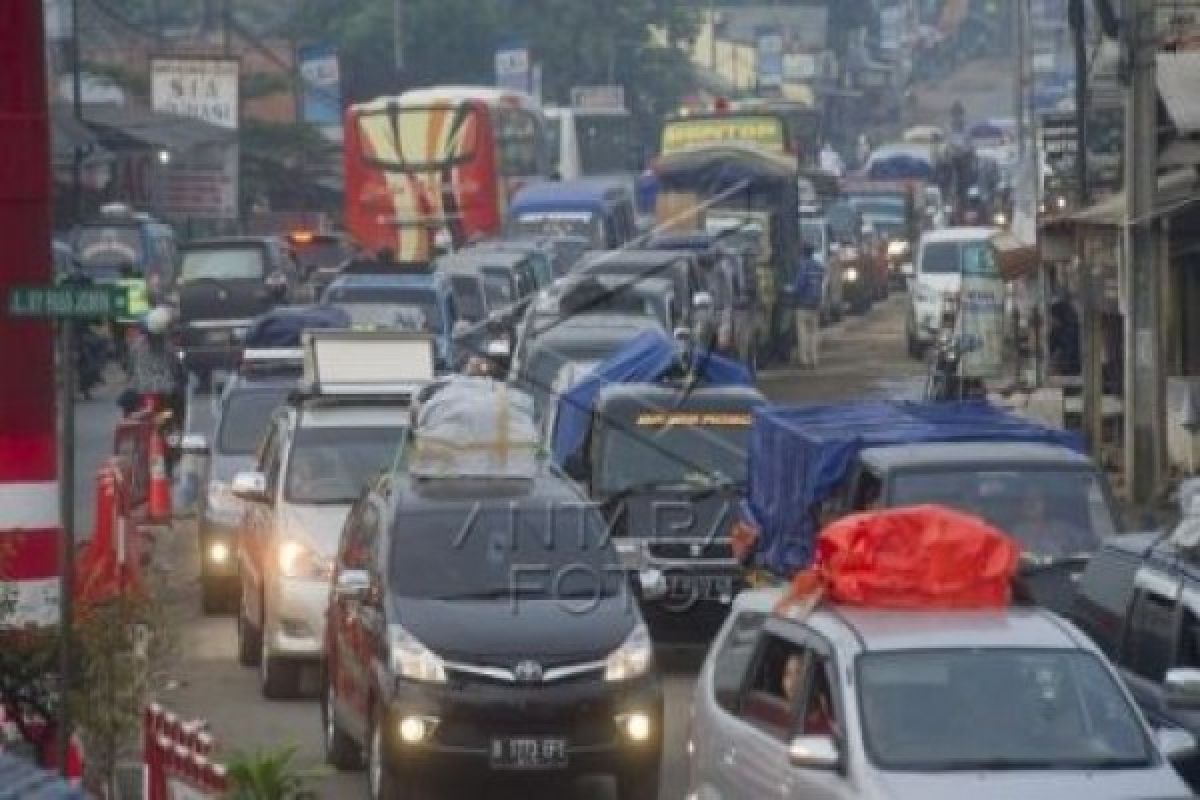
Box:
206;480;241;518
843;268;859;283
277;539;332;581
993;212;1008;226
389;624;447;684
887;240;910;257
605;623;654;682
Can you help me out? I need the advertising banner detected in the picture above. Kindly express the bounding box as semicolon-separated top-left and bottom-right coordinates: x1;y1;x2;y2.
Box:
495;43;531;93
151;57;240;130
958;270;1007;379
298;42;343;137
756;27;784;89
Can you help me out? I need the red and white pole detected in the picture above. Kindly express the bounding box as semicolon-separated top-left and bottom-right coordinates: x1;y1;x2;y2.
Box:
0;2;59;623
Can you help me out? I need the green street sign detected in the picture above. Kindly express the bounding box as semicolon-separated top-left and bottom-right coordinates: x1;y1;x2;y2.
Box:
7;285;129;319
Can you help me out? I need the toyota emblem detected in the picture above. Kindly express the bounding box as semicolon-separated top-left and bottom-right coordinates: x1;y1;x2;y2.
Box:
513;660;543;684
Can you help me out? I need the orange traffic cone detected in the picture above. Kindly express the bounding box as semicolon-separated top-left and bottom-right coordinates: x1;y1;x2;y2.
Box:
149;426;172;523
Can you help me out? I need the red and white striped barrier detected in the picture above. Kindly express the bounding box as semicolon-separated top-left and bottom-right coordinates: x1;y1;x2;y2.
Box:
143;704;226;800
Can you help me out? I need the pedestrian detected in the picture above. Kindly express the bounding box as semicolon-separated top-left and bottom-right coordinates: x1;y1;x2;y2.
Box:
790;244;825;369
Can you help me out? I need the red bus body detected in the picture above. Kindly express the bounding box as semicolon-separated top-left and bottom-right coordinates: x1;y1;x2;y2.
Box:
344;87;547;262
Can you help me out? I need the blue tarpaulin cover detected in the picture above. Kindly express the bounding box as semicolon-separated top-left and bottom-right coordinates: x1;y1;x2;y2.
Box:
551;329;753;466
242;305;351;348
745;401;1084;577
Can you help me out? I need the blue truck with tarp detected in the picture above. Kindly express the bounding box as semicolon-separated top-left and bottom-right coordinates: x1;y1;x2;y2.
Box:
505;177;638;249
550;329;765;639
739;401;1121;615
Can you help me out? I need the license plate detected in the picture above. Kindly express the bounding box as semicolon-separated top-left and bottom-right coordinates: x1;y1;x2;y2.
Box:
666;574;734;602
206;330;231;345
489;737;568;770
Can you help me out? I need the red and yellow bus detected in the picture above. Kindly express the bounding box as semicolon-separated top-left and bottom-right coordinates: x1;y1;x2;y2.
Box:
345;87;548;262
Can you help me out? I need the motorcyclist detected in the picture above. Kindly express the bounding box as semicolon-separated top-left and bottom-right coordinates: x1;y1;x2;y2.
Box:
127;306;186;420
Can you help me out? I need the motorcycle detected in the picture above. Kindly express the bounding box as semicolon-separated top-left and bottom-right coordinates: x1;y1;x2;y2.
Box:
925;331;987;402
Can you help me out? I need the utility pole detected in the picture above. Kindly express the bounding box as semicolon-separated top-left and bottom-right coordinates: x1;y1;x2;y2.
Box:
1014;0;1027;162
1069;0;1103;454
1122;0;1161;504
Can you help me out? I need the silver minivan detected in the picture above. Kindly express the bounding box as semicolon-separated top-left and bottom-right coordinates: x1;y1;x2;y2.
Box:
688;590;1194;800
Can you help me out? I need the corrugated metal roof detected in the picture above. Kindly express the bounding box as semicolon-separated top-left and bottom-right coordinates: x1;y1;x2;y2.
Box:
1071;168;1200;226
83;103;234;150
1158;51;1200;135
0;752;85;799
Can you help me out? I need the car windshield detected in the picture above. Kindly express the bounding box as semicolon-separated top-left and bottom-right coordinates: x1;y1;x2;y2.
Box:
889;468;1116;557
512;212;601;244
216;388;290;456
74;225;144;270
325;285;444;330
597;412;752;493
800;221;826;252
920;240;997;276
388;503;622;600
850;197;906;218
858;649;1152;771
181;247;266;283
481;270;516;306
285;426;406;504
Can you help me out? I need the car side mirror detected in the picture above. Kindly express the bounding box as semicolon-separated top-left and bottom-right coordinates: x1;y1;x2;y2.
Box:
1156;726;1198;762
692;291;713;312
231;471;268;504
180;433;209;457
788;735;841;770
334;568;370;599
1165;668;1200;711
1177;477;1200;517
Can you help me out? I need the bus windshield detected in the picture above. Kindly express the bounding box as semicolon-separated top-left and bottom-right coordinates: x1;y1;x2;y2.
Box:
576;114;638;174
356;105;482;170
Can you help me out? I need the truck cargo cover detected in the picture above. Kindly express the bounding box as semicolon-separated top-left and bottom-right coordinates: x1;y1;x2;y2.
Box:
746;401;1082;577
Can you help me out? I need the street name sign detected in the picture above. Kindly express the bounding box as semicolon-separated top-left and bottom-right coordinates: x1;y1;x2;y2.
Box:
7;285;128;319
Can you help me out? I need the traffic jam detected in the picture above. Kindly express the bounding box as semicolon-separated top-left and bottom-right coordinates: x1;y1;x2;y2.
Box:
3;2;1200;798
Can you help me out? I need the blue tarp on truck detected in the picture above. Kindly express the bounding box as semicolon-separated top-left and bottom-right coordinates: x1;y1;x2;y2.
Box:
551;329;753;467
745;401;1084;577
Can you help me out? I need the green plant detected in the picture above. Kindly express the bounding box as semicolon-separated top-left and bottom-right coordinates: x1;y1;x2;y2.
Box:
224;745;327;800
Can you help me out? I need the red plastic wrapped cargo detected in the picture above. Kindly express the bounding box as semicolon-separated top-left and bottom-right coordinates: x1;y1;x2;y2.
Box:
782;505;1020;610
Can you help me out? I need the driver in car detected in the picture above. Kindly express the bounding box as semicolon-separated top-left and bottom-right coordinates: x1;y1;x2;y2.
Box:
1009;486;1095;558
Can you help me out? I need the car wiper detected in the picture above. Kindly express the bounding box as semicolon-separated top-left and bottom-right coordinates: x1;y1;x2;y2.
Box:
1019;552;1093;574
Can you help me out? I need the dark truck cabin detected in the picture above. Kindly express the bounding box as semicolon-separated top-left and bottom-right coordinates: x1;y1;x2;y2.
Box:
836;441;1121;614
575;250;708;329
1071;524;1200;789
466;248;541;310
468;239;556;289
505;178;638;250
582;385;767;637
517;314;660;422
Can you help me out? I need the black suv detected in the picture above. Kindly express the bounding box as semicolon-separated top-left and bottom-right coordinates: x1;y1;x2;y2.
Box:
177;237;300;385
322;466;663;799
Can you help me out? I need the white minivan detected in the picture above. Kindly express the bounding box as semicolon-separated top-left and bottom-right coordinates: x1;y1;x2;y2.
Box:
906;227;997;358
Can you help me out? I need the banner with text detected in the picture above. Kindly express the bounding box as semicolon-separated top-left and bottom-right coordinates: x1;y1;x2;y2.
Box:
298;42;343;140
495;43;531;94
151;57;240;130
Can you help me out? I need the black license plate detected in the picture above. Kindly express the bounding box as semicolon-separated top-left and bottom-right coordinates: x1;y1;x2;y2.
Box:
489;737;568;770
666;574;734;602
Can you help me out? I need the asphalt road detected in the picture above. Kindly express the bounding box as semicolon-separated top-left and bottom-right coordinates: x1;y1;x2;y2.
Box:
74;294;922;799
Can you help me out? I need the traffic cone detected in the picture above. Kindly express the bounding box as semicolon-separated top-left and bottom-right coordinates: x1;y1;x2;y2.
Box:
149;426;172;523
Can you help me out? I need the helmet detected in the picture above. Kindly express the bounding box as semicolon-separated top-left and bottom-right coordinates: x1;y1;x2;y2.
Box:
143;306;173;335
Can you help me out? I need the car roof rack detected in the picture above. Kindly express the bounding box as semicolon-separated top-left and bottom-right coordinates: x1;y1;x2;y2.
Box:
239;347;305;378
297;330;435;400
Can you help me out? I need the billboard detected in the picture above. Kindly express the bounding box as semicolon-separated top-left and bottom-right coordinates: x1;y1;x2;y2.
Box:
150;57;240;130
163;143;239;220
495;43;531;93
298;42;343;138
756;27;784;89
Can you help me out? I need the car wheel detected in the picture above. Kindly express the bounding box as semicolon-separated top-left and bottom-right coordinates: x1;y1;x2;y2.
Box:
259;630;299;699
236;594;261;667
617;758;662;800
322;674;363;771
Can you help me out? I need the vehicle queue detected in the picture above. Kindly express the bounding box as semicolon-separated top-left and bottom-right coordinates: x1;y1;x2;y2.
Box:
66;91;1200;799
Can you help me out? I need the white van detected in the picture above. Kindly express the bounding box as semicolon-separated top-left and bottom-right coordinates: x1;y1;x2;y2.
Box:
906;227;998;357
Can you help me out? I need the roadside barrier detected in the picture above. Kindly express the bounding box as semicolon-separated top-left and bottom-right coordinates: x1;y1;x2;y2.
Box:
147;421;172;524
143;704;226;800
113;409;155;522
76;458;144;604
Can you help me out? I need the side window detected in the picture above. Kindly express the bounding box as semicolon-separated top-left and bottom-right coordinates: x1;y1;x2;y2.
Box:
496;110;542;178
1177;608;1200;669
739;634;810;740
1126;586;1178;682
851;468;884;511
712;611;767;713
261;424;285;499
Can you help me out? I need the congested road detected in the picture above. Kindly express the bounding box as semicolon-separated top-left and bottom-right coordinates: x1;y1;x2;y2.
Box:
108;295;919;799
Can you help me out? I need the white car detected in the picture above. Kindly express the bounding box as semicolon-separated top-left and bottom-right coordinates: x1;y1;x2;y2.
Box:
906;226;998;358
688;589;1195;800
233;397;411;698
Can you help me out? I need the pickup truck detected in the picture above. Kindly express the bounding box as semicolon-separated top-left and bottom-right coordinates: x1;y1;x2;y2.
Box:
1072;512;1200;787
741;402;1120;617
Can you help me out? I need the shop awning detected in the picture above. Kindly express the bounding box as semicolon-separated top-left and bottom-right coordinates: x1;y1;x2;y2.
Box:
1070;168;1200;227
82;103;233;151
